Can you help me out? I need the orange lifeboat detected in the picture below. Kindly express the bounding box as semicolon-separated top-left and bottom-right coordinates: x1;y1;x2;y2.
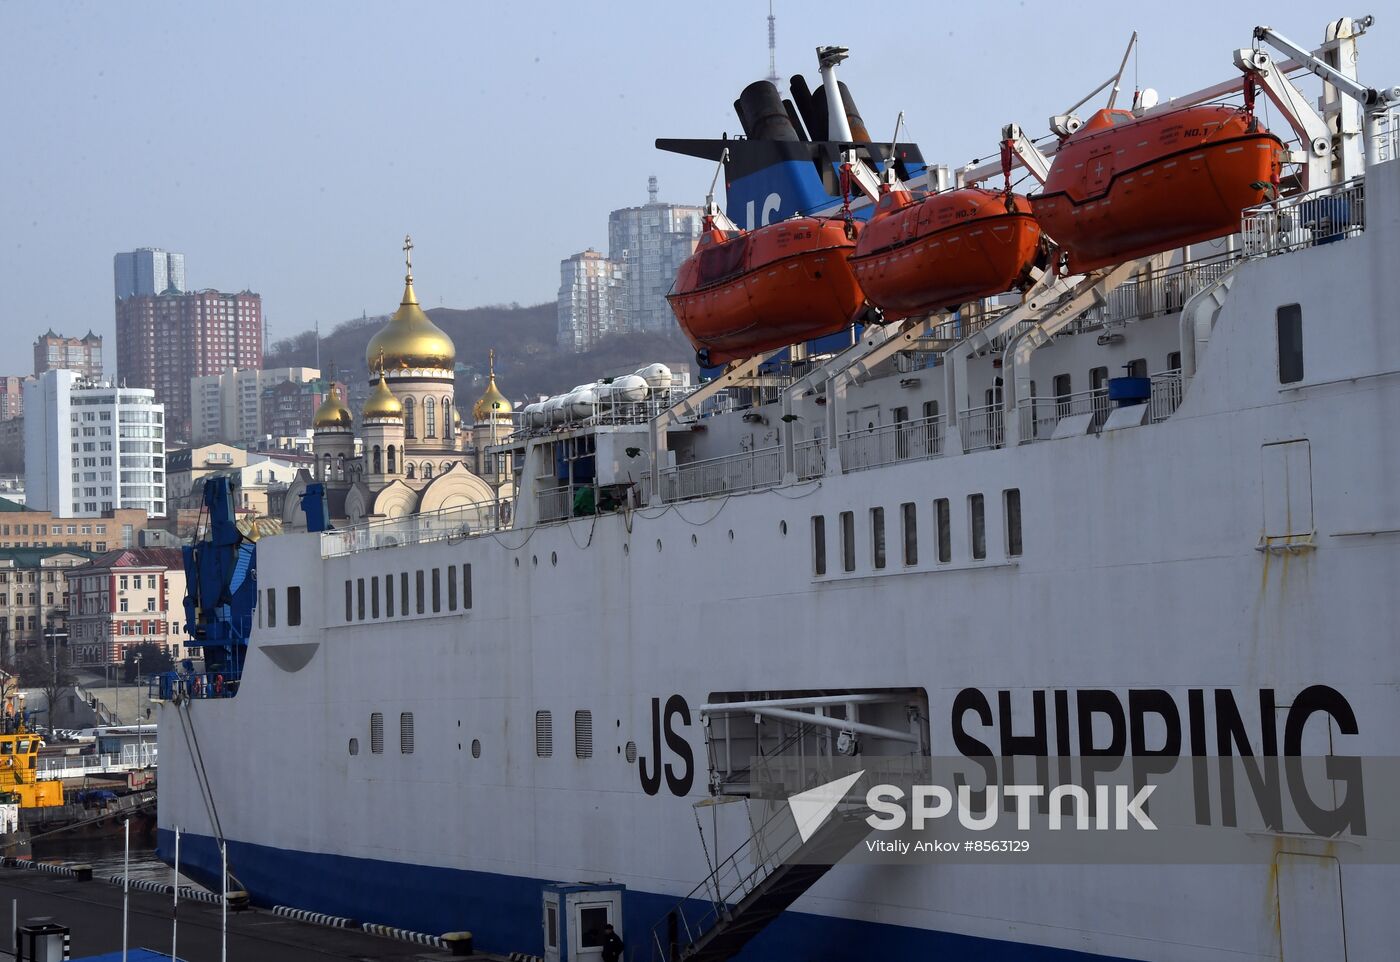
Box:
667;217;864;366
850;187;1042;318
1032;105;1284;272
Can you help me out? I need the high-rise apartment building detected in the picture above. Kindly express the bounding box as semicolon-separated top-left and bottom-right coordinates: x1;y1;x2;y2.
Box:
22;370;166;519
190;366;320;445
113;248;186;300
262;378;344;440
115;289;263;440
34;330;103;379
557;249;626;353
0;378;28;421
607;177;702;333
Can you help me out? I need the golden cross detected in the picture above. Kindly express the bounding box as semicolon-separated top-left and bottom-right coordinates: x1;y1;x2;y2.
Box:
488;348;495;377
403;234;414;274
377;347;386;375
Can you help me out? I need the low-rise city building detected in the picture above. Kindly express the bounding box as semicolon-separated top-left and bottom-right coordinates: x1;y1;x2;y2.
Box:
0;498;143;552
0;547;95;660
64;547;186;667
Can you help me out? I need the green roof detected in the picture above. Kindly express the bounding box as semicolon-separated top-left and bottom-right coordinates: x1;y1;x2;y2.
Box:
0;498;26;513
0;547;98;567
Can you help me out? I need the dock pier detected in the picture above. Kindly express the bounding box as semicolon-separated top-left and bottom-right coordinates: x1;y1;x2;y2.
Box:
0;860;512;961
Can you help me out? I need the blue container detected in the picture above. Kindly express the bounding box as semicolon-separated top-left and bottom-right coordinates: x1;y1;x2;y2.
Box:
1107;376;1151;405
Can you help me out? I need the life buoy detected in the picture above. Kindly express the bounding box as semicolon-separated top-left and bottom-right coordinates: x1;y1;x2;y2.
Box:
214;674;225;696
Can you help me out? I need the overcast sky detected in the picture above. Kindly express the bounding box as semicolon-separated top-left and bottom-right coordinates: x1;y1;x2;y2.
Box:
2;1;1393;355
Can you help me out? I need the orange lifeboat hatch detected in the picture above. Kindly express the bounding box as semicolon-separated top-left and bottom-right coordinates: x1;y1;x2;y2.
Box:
851;187;1043;319
1032;105;1285;273
666;217;864;366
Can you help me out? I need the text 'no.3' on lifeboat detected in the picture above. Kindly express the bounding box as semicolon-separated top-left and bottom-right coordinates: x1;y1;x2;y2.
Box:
667;217;864;366
1032;104;1285;273
850;186;1043;319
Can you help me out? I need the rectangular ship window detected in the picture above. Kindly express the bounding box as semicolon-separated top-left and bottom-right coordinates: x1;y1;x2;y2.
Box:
1277;304;1303;383
901;502;917;566
370;577;380;619
414;571;423;615
575;710;593;758
1004;489;1022;557
344;581;352;622
400;573;409;617
266;588;277;628
969;494;987;560
811;516;827;576
447;567;457;611
462;564;472;610
286;586;300;626
370;713;384;754
935;498;952;563
840;511;855;572
356;578;365;621
385;574;395;617
535;710;553;758
400;713;414;754
431;568;441;613
871;507;886;570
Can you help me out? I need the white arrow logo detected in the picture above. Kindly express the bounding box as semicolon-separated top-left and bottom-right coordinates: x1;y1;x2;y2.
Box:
787;770;864;843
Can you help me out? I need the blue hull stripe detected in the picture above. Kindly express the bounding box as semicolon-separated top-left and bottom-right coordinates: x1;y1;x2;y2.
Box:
157;829;1130;961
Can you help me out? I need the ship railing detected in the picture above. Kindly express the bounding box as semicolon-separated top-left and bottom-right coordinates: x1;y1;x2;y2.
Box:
154;670;242;700
838;414;945;473
959;402;1005;453
35;751;155;779
794;438;827;480
659;446;783;503
1241;177;1366;257
1149;368;1185;423
536;483;573;523
320;498;509;557
1017;387;1110;442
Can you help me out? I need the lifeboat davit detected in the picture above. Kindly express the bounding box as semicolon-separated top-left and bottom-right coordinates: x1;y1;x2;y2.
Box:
851;187;1043;318
667;217;864;366
1032;105;1284;272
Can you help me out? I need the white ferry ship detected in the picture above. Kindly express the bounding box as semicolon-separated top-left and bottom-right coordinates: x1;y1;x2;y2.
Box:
155;17;1400;961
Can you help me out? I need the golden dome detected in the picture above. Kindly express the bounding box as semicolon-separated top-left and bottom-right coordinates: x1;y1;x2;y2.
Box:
364;253;456;372
312;386;352;430
362;374;404;420
472;350;513;421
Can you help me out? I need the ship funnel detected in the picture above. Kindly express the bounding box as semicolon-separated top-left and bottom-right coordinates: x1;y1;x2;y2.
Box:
736;80;801;141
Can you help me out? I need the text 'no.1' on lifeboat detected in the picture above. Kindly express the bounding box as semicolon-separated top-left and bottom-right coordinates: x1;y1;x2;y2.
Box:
850;187;1043;319
1032;104;1285;273
666;217;864;366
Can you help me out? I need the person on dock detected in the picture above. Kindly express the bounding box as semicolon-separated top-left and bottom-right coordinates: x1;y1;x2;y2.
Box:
602;922;624;962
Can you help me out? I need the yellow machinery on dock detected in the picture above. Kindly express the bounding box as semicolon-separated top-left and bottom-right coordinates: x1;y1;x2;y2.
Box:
0;724;61;808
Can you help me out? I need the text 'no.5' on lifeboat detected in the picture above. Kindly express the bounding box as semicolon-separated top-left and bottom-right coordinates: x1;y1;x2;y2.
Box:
1032;104;1284;273
851;186;1043;319
667;217;864;367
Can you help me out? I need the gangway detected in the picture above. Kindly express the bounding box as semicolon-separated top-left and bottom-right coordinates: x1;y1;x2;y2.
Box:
650;799;872;962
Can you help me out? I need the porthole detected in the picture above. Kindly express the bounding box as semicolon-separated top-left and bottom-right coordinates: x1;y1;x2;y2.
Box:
691;534;698;546
550;551;558;566
471;739;481;758
625;741;638;763
780;520;788;536
348;738;359;756
656;539;663;552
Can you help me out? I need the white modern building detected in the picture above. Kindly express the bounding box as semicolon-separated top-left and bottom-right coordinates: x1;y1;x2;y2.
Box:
23;371;166;519
607;177;702;333
190;366;321;446
113;248;186;300
557;249;626;352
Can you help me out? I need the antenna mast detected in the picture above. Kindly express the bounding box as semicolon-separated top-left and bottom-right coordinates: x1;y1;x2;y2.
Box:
766;1;779;86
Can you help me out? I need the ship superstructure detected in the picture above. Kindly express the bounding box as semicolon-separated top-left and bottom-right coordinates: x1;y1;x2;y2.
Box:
154;18;1400;962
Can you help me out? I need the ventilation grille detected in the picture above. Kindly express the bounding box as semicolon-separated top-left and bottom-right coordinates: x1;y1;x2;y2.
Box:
370;713;384;754
625;741;637;764
400;712;415;754
535;710;553;758
574;710;593;759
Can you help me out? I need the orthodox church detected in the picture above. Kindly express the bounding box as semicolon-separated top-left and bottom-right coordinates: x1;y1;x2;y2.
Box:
280;238;515;526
